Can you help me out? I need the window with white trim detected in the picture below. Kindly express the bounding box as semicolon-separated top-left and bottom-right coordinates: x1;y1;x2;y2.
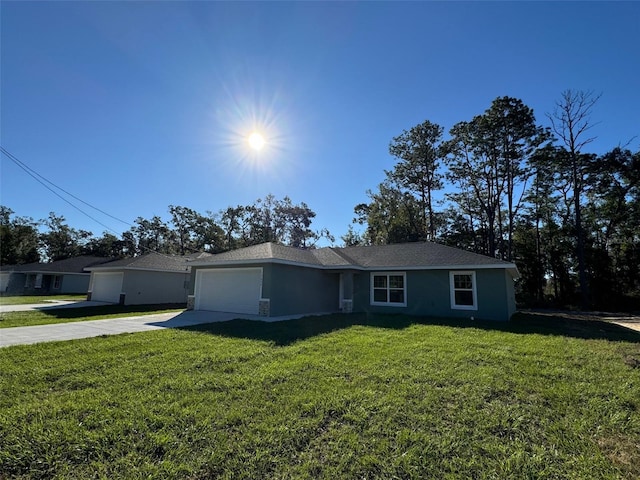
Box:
371;272;406;306
53;276;62;289
450;271;477;310
34;273;43;289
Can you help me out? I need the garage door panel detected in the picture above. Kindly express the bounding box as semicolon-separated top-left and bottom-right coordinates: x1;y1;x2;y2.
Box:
195;268;262;314
91;272;123;303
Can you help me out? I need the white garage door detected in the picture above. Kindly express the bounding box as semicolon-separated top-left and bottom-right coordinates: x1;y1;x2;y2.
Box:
195;268;262;314
91;272;123;303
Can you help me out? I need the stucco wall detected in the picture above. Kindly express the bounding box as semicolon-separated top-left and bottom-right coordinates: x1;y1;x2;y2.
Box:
121;270;190;305
190;263;515;321
353;268;515;321
59;274;90;294
5;273;27;294
3;272;89;295
264;263;340;316
0;273;11;292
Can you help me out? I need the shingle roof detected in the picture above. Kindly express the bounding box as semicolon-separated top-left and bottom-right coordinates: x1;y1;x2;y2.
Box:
85;252;213;272
193;242;515;270
2;256;114;274
336;242;514;268
200;243;332;266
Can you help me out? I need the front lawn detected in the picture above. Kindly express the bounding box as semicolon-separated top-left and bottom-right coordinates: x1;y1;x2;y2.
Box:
0;294;87;305
0;304;186;329
0;313;639;479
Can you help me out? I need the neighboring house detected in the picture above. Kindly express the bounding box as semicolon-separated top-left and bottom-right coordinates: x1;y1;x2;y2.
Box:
1;256;114;295
188;242;519;321
85;252;212;305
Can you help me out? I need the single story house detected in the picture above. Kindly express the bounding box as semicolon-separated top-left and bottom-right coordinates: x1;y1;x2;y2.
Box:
1;256;114;295
188;242;519;321
85;252;212;305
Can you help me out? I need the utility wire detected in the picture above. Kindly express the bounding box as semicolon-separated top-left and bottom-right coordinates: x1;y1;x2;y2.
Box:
1;147;119;234
0;146;131;227
0;146;177;258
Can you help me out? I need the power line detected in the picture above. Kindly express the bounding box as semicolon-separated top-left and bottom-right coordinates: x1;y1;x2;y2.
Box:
0;146;176;258
0;146;131;228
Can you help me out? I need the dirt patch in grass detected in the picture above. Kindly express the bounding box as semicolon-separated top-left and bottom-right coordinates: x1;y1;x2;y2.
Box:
597;434;640;478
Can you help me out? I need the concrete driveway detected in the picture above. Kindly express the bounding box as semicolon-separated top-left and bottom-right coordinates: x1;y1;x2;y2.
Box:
0;310;241;348
0;310;323;348
0;300;112;313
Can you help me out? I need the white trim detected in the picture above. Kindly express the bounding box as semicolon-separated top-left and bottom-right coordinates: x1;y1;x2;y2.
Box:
84;266;190;273
370;271;407;307
449;271;477;311
189;258;353;269
18;271;89;276
189;257;517;272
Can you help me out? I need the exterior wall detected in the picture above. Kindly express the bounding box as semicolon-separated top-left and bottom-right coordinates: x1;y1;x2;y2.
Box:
3;272;89;295
0;273;11;292
263;263;340;317
59;274;90;294
121;270;190;305
192;263;339;317
190;263;515;321
353;268;515;321
5;273;27;294
504;270;517;319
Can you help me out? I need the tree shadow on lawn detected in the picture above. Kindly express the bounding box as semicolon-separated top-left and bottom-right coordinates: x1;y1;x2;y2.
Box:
180;311;640;346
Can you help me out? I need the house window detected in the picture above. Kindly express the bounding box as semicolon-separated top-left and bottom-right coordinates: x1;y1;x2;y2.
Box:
371;272;406;306
53;276;62;289
34;274;43;289
450;271;477;310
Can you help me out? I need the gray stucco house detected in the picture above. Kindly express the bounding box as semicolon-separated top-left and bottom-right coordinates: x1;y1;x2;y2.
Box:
85;252;211;305
188;242;519;321
1;256;114;295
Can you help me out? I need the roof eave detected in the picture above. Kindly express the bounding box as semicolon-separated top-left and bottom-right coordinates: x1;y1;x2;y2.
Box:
85;266;190;273
191;258;517;272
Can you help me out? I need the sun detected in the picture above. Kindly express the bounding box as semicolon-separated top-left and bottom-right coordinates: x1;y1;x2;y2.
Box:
248;132;266;151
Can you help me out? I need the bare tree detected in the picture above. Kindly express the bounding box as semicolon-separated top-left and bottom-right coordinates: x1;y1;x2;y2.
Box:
547;90;601;309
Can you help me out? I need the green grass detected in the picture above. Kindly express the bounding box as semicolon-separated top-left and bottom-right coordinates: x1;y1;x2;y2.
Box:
1;312;639;479
0;304;186;328
0;294;87;305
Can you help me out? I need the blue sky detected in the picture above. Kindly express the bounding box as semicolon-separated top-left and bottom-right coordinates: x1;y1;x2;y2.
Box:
2;1;639;245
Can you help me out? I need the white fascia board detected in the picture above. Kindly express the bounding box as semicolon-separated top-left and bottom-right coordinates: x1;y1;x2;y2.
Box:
85;266;189;273
190;258;355;270
362;263;518;272
190;258;517;272
19;271;89;276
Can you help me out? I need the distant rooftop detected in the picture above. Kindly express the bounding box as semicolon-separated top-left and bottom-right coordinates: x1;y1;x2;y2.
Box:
85;251;213;272
1;256;114;274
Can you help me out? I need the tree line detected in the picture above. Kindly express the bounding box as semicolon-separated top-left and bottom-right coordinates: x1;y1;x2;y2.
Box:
0;194;333;265
347;91;639;311
2;90;638;311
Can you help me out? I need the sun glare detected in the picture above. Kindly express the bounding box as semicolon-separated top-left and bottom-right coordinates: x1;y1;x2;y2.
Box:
248;132;266;151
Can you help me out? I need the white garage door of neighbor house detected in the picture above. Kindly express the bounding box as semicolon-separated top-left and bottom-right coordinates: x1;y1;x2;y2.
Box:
91;272;124;303
195;268;263;314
